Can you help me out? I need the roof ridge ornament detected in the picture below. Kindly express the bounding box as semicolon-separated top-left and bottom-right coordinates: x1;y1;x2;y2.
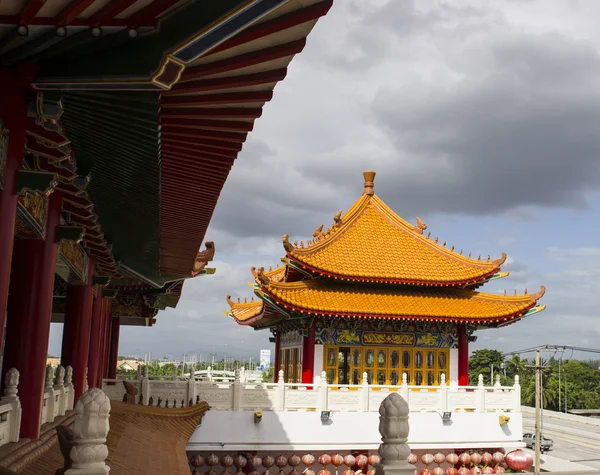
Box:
333;209;343;227
256;268;270;287
363;170;376;195
493;252;507;266
413;217;427;235
282;234;294;252
532;285;546;300
313;224;324;241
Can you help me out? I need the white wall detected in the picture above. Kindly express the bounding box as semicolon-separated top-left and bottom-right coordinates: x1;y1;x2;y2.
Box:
187;410;523;452
313;344;323;383
449;348;458;383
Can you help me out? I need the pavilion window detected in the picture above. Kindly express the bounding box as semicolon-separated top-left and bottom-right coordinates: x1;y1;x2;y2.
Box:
365;350;374;368
415;351;423;369
390;350;399;368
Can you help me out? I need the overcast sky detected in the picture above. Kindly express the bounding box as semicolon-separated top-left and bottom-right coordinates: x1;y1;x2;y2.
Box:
50;0;600;362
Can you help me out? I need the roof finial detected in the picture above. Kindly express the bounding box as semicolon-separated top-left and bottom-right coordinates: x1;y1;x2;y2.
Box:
363;170;376;195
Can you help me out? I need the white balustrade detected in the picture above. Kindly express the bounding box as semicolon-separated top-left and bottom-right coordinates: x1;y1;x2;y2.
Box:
42;365;75;425
102;372;520;413
0;368;22;445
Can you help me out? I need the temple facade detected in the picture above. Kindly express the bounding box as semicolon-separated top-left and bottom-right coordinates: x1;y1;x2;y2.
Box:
227;171;546;386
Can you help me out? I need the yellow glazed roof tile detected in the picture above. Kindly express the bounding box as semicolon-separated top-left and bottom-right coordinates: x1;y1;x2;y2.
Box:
226;296;264;323
263;278;546;323
285;178;506;285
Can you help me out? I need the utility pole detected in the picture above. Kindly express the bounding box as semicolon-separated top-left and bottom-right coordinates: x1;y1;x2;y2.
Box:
535;349;541;475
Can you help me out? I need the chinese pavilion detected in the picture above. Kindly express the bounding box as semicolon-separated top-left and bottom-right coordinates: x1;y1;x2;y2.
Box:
0;0;333;442
227;171;546;387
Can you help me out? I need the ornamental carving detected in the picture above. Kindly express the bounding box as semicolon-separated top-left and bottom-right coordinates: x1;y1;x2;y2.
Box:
192;242;215;276
16;191;49;239
59;240;88;283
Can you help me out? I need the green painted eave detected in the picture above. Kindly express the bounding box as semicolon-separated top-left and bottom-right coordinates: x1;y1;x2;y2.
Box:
60;91;163;282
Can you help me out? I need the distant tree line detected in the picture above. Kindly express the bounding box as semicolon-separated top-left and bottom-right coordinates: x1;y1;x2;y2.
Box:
469;349;600;410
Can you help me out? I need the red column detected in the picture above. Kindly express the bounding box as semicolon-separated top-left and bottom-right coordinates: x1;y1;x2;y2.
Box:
86;286;103;389
2;192;61;439
107;317;120;379
96;298;107;387
458;323;469;386
273;329;280;383
0;70;29;348
301;322;316;385
60;257;95;402
101;300;111;379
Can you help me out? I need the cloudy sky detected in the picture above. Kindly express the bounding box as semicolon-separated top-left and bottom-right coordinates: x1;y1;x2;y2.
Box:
49;0;600;362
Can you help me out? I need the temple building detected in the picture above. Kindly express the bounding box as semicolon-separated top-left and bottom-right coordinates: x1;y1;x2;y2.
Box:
227;171;546;386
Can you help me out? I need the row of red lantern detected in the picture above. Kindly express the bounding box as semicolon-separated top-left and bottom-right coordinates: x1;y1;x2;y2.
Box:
189;453;382;472
407;450;533;474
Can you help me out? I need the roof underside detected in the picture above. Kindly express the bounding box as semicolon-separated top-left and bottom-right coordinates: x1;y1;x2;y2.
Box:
287;193;506;285
1;0;334;287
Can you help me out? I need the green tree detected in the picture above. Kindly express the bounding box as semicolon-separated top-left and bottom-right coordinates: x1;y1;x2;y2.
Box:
468;349;505;385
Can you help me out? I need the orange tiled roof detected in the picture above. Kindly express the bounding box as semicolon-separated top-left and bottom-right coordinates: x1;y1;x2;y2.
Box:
284;172;506;285
259;278;546;324
226;297;264;324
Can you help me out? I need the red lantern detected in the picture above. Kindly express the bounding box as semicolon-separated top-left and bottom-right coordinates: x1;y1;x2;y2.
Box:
342;470;355;475
275;456;288;468
505;450;533;472
491;452;504;465
290;455;301;468
482;467;494;474
420;470;432;475
447;468;459;475
433;467;445;475
249;456;262;469
481;453;492;467
319;454;332;467
207;454;220;467
493;468;505;474
407;454;418;465
344;455;356;468
190;455;204;467
356;455;369;468
319;471;332;475
220;455;234;468
367;455;381;466
263;456;275;468
472;467;482;474
422;454;435;466
458;453;471;467
302;455;317;467
471;453;482;466
233;455;247;471
434;453;446;465
332;454;344;467
458;467;471;475
446;453;459;466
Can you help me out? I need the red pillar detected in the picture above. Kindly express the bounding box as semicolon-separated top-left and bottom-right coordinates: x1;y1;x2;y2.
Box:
273;329;280;383
102;299;113;380
458;323;469;386
2;192;61;439
301;322;316;385
96;298;108;387
86;286;103;389
60;257;95;402
0;70;29;348
107;317;120;379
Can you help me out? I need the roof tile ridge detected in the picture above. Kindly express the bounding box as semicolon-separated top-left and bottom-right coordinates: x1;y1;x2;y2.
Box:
227;293;261;308
287;194;372;255
370;195;506;269
472;285;546;302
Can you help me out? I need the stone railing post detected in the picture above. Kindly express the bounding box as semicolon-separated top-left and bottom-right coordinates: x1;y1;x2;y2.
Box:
513;375;521;412
439;373;448;413
276;370;285;411
232;369;242;411
44;365;56;423
318;371;328;411
172;365;178;381
207;366;213;383
360;371;369;412
65;366;75;410
187;375;196;407
0;368;22;443
55;365;67;416
240;366;246;383
65;388;111;475
141;367;150;406
494;374;501;391
375;393;413;475
476;374;485;413
400;373;409;403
